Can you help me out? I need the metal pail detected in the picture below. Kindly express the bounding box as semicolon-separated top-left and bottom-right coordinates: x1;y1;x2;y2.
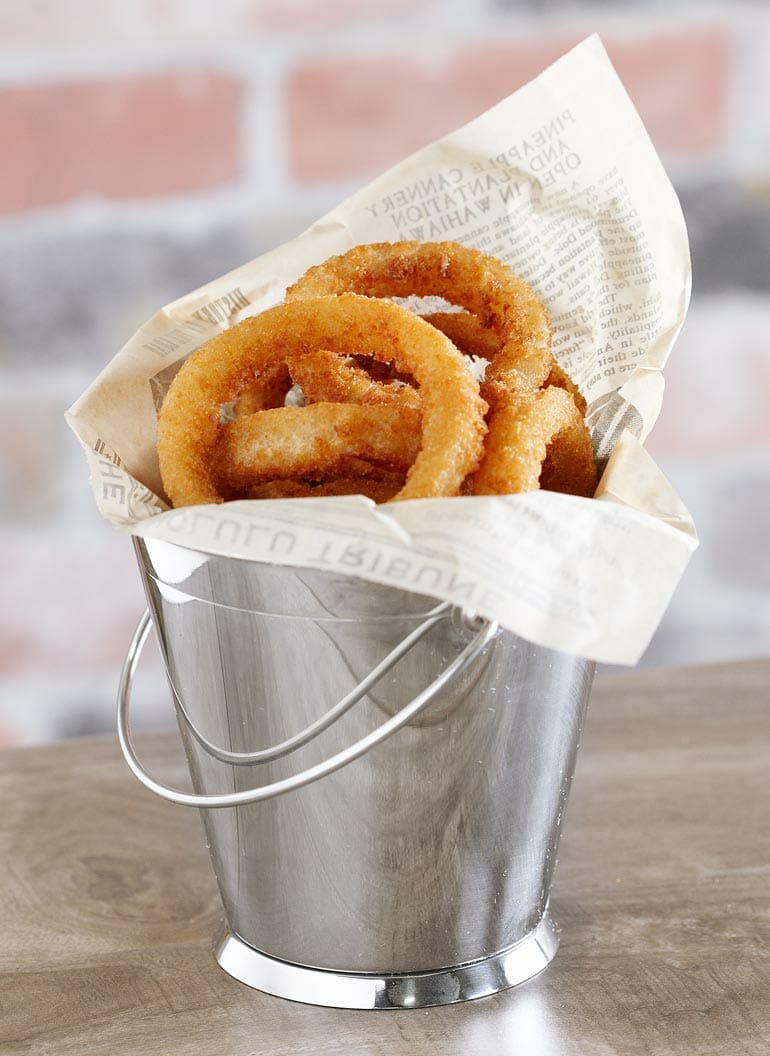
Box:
118;535;594;1009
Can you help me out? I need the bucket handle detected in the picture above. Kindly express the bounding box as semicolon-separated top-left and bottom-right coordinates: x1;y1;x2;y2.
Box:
169;600;453;766
117;607;499;810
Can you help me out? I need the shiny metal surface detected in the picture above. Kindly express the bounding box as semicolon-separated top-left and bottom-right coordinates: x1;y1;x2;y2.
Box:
118;606;499;807
171;599;454;766
128;535;594;1003
215;911;559;1009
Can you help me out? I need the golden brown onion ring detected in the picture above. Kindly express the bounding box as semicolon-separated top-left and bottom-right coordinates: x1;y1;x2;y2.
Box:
286;240;553;395
289;349;420;410
289;312;586;420
287;242;557;493
423;311;587;416
471;386;597;497
213;403;420;492
420;311;501;362
246;475;404;503
157;293;486;507
235;362;292;416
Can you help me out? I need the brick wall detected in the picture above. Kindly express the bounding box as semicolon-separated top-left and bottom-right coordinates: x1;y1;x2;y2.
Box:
1;0;768;744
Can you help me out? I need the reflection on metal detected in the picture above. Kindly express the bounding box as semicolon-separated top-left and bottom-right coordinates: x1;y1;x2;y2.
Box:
117;536;594;1006
216;912;559;1009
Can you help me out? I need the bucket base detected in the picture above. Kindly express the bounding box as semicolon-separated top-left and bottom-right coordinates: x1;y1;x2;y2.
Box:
215;911;558;1009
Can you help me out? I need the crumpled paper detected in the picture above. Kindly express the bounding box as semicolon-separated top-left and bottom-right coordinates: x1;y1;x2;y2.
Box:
66;35;696;664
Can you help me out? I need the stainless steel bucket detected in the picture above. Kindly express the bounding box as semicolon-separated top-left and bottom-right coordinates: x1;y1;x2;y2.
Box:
118;535;594;1009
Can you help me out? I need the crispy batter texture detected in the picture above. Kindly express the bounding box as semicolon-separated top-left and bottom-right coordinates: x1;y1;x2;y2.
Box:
235;363;292;416
287;241;558;491
545;362;588;417
213;403;420;491
158;243;595;508
423;311;587;415
472;386;597;497
349;354;413;384
286;240;553;392
246;475;404;503
157;293;486;506
421;311;501;361
289;311;586;417
289;349;420;410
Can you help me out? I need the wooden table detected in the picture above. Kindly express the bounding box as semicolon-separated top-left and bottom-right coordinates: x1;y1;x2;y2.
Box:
1;660;768;1055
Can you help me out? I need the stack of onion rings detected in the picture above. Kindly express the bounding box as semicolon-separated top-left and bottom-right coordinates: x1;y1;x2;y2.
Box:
285;240;595;498
157;241;597;507
157;292;487;507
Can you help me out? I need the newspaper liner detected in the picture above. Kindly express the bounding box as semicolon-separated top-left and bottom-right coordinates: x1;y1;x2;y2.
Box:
66;35;697;665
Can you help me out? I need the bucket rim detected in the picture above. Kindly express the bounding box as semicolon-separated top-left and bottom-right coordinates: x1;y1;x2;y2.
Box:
142;569;444;622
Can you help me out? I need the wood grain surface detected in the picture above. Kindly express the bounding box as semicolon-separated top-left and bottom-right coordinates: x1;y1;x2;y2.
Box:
1;660;768;1055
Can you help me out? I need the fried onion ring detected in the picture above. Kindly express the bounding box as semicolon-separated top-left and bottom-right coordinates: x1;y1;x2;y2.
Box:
157;293;486;506
287;241;557;491
235;362;292;416
471;386;597;497
289;349;420;410
421;310;500;361
246;475;404;503
213;403;420;492
422;311;587;415
286;240;553;393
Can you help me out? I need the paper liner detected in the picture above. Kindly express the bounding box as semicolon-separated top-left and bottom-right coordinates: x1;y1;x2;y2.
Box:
66;35;697;664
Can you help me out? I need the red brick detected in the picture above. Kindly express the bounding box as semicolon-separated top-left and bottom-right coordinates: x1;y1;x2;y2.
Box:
0;73;244;214
606;29;729;155
288;27;729;183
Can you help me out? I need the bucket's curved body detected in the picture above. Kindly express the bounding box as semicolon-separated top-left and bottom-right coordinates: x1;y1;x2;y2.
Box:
135;536;593;1007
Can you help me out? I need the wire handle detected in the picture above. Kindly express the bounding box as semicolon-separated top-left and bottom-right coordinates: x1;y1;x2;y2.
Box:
171;600;452;766
117;608;498;809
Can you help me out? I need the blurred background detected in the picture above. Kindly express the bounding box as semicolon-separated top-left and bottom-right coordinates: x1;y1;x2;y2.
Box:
1;0;768;745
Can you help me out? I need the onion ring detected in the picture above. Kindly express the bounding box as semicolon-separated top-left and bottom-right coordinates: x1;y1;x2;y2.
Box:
289;349;420;410
213;403;420;491
290;313;586;417
420;310;500;362
423;311;587;415
246;475;404;503
235;363;292;416
287;241;557;490
157;293;486;507
286;240;553;394
471;386;597;497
